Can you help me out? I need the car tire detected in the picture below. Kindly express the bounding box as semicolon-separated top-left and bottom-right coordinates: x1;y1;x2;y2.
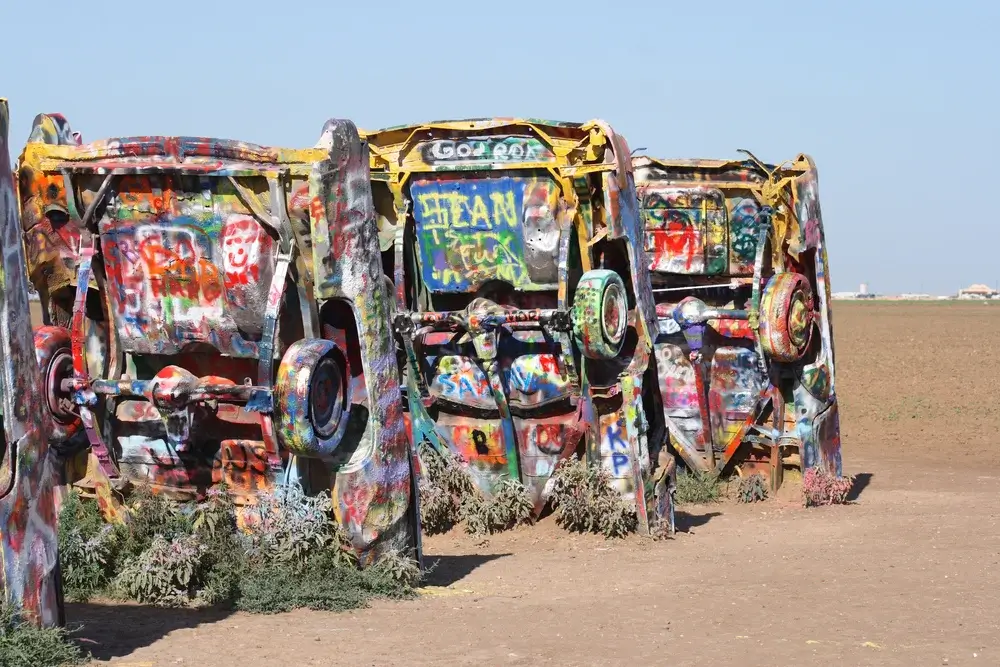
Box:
759;272;815;363
572;269;628;360
275;338;349;457
33;325;81;445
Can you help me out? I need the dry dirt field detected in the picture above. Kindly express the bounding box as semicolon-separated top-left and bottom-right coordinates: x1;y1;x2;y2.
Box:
68;302;1000;667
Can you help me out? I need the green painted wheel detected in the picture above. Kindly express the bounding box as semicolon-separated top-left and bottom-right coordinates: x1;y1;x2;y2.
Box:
572;269;628;360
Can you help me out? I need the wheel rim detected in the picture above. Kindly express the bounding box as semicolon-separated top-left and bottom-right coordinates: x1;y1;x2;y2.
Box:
310;356;343;439
47;350;75;424
787;290;810;348
601;282;627;346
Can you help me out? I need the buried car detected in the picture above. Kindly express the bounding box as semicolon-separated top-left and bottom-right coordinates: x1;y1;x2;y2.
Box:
16;115;419;563
0;99;63;626
363;118;674;533
633;152;841;487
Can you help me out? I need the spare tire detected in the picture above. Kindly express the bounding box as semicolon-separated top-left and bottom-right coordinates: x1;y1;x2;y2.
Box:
759;272;815;363
572;269;628;360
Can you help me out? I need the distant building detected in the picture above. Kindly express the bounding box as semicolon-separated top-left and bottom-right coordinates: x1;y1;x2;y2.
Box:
957;284;999;299
832;283;876;300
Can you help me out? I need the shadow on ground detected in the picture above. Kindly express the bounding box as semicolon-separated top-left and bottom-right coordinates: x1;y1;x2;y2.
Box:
674;511;722;533
66;554;511;659
422;553;511;587
847;473;874;501
67;602;233;662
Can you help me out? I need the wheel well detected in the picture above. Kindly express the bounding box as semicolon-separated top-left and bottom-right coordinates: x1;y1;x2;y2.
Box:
592;238;637;308
318;299;363;379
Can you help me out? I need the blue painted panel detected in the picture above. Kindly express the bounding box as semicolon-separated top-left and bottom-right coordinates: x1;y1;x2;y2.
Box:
410;177;530;292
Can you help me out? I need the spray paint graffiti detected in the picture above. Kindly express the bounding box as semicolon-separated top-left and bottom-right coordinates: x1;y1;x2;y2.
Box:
412;177;527;290
18;115;419;564
366;118;665;533
642;189;728;275
222;216;272;299
429;355;494;408
0;98;63;627
729;198;760;273
640;188;767;276
411;176;561;291
634;153;842;486
418;136;555;166
602;412;631;477
708;346;760;448
26;112;81;146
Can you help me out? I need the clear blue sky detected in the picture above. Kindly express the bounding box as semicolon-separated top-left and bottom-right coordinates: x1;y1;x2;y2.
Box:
3;0;997;295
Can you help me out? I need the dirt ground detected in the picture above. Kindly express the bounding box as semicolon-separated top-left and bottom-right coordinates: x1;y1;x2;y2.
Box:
68;302;1000;667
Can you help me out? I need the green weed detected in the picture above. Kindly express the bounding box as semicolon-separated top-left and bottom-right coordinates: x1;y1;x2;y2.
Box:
460;478;534;536
674;469;723;505
57;483;415;615
548;456;637;539
0;603;87;667
737;473;769;503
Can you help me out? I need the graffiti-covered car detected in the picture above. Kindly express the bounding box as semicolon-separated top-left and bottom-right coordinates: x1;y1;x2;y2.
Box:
17;115;418;563
633;152;841;487
363;118;672;533
0;98;63;626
